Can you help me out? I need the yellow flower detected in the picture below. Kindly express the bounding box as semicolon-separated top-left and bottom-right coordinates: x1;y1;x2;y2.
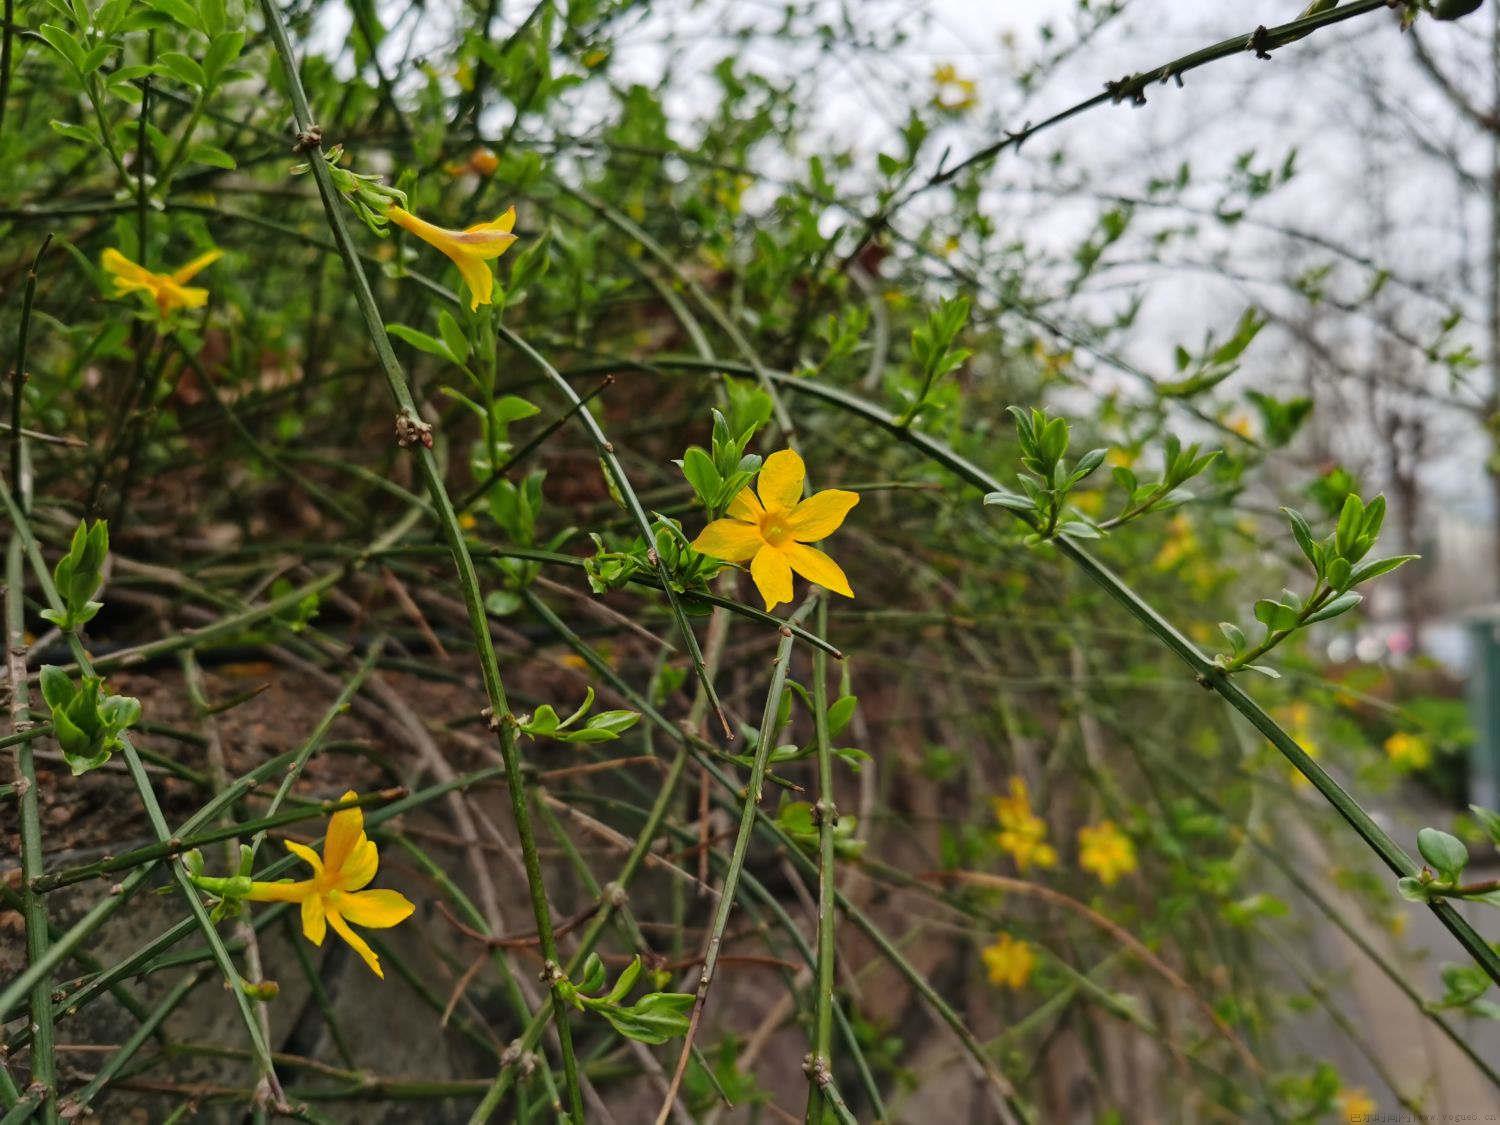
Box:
991;776;1057;872
243;791;415;978
980;933;1035;989
689;449;858;612
1077;820;1137;885
931;63;978;113
1336;1087;1376;1123
1384;731;1431;771
385;205;518;310
101;247;222;317
1153;514;1198;571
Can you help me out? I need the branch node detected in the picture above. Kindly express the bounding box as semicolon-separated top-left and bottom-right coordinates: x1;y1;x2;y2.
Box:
1248;25;1273;60
394;409;433;450
292;124;323;153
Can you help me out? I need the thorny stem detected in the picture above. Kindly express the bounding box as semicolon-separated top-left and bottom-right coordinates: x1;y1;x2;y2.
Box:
254;2;583;1117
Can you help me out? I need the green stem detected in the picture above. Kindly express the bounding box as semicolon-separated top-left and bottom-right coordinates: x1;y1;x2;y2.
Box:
651;353;1500;986
652;609;804;1125
805;596;838;1124
32;788;399;893
6;230;56;1124
252;3;582;1116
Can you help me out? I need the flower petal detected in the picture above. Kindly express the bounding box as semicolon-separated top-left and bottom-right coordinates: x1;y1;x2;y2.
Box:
454;251;494;310
243;878;314;903
284;839;325;876
786;489;859;541
335;888;415;929
726;486;764;522
385;206;453;253
327;908;384;978
690;518;763;563
337;838;379;892
166;283;210;311
755;450;805;512
750;546;793;611
782;543;853;597
301;890;327;945
100;248;153;286
170;248;223;284
323;792;365;875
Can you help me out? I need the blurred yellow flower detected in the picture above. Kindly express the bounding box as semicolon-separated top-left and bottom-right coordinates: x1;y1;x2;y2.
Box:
1336;1087;1375;1123
980;933;1034;989
1077;820;1137;885
1153;514;1198;571
931;63;978;113
243;791;415;978
1277;703;1320;790
386;204;518;309
1225;412;1255;439
102;247;222;317
1384;731;1431;770
690;450;858;612
992;776;1057;872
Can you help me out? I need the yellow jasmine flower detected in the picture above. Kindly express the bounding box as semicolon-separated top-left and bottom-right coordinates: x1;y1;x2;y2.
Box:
1153;514;1198;571
1384;731;1431;770
1336;1087;1376;1123
689;449;858;612
980;933;1034;989
991;776;1057;872
385;204;518;309
931;63;979;113
101;247;222;317
243;791;415;978
1077;820;1137;885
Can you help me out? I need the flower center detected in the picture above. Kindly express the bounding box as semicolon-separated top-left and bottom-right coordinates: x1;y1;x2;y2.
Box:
759;512;793;547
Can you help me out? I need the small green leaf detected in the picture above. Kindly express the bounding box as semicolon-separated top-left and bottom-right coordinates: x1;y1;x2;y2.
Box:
1417;827;1468;882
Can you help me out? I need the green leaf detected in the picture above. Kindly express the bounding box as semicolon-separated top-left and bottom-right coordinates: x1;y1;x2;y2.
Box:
38;25;87;73
188;144;236;170
157;51;206;88
1417;827;1468;882
1218;622;1246;653
1302;592;1361;625
203;30;245;84
1469;805;1500;847
437;308;470;363
681;446;719;506
524;704;559;735
386;323;458;363
1348;554;1418;586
